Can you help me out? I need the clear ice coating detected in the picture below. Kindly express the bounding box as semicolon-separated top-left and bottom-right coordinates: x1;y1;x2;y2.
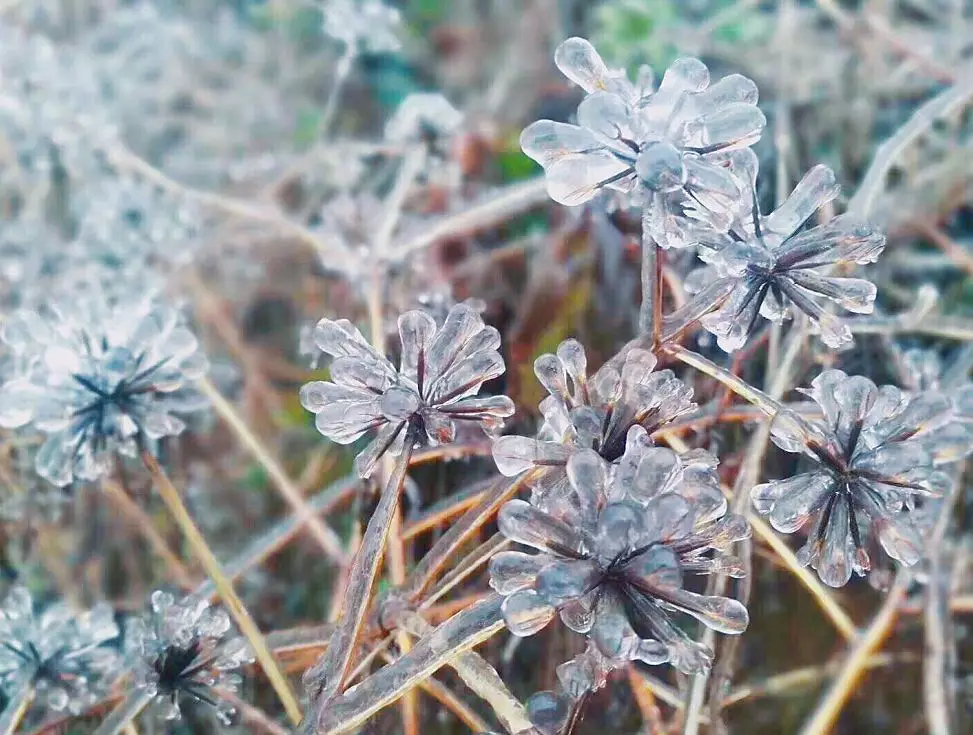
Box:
492;426;750;678
300;303;514;478
125;591;254;725
751;369;973;587
0;291;209;486
695;164;886;351
492;339;695;506
521;37;765;248
0;586;120;716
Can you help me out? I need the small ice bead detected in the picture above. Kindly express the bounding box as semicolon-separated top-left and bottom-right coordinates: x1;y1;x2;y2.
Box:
555;339;587;384
498;500;582;555
636;142;686;193
379;385;420;421
535;559;598;604
397;310;436;378
501;590;555;637
669;589;750;634
533;353;568;400
593;502;647;561
525;690;569;735
754;472;834;534
764;165;839;237
553;37;615;94
630;447;681;501
493;435;567;477
489;551;545;595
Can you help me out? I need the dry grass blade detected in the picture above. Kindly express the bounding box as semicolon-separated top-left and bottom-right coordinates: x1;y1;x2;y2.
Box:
797;570;911;735
198;376;349;565
143;451;303;724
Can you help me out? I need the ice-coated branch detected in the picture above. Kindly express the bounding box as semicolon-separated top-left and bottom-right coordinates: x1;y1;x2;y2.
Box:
305;595;506;735
301;426;418;707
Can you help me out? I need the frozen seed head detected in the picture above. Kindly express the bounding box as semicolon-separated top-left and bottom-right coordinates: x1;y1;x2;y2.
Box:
321;0;402;54
0;586;120;715
521;37;765;248
0;292;209;487
698;165;885;352
492;339;694;506
385;92;463;145
126;591;253;725
300;303;514;478
491;426;750;676
752;369;973;588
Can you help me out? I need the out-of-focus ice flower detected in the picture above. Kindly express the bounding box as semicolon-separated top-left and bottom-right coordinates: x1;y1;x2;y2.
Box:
521;37;764;248
493;340;694;505
698;165;885;351
300;304;514;478
321;0;402;54
125;591;252;724
0;586;120;715
384;93;463;145
0;292;208;486
751;369;972;587
492;426;749;675
73;177;199;268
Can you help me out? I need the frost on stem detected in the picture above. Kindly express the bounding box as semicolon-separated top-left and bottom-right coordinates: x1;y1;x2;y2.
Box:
300;303;514;478
0;291;208;487
520;37;765;248
125;591;253;725
0;586;120;717
491;425;750;677
751;369;973;588
695;164;885;351
492;339;694;506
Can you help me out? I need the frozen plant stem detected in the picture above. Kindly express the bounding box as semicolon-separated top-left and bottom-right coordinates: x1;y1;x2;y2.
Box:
142;451;303;725
312;596;506;735
93;689;154;735
304;426;418;706
317;47;356;141
639;230;659;337
0;682;33;735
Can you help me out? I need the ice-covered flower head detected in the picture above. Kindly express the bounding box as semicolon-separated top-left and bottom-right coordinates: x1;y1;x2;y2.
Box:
0;291;208;486
698;165;885;351
0;586;120;715
300;304;514;478
493;340;695;505
492;426;749;675
125;591;253;724
321;0;401;54
751;369;973;587
521;37;765;248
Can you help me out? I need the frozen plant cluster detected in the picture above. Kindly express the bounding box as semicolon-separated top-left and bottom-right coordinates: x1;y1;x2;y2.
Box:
0;291;208;486
492;426;749;676
0;586;119;718
752;370;971;587
0;4;968;732
301;303;514;478
124;591;253;724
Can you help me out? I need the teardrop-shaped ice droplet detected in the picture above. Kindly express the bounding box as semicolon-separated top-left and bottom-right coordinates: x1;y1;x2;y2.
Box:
500;589;555;637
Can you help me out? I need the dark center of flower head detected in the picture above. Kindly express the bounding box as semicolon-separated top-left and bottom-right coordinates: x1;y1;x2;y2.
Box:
2;639;71;686
70;351;171;452
154;639;220;709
